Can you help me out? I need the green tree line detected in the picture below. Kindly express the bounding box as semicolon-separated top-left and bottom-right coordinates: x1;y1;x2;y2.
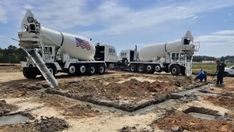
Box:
193;55;234;62
0;45;26;63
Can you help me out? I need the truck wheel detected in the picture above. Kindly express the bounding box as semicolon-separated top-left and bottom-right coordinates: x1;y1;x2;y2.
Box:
47;65;56;76
68;65;77;75
170;65;181;75
87;65;96;75
78;65;86;75
130;64;137;72
155;65;162;72
146;65;154;73
122;58;128;66
97;64;106;74
23;68;37;79
137;64;145;73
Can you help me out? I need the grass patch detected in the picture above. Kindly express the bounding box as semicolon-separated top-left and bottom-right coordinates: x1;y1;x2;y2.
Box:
192;63;233;74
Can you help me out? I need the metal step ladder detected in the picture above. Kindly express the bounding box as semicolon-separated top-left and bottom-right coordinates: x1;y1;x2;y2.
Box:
25;49;58;88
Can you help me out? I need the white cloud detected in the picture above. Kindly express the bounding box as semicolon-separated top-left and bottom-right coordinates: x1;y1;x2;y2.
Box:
1;0;234;55
81;0;234;35
197;30;234;44
1;0;234;35
196;30;234;57
213;30;234;36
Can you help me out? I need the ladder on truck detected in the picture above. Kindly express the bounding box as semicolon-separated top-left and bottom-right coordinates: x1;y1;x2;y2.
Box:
23;48;58;88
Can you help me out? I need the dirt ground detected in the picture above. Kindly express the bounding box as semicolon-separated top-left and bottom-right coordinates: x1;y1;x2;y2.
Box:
0;65;234;132
153;111;234;131
48;73;199;111
0;64;21;73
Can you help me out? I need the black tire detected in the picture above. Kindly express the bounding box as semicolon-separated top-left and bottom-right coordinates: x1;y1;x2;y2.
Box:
122;58;128;66
155;65;162;72
170;65;181;75
129;64;137;72
23;68;37;79
97;64;106;74
86;64;96;75
146;65;154;73
68;64;77;75
78;64;86;75
47;65;56;76
137;64;145;73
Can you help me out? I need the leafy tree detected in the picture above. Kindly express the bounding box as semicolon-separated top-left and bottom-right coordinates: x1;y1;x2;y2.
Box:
0;45;26;63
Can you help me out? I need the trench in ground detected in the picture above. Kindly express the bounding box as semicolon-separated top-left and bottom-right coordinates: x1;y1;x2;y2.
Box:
183;106;223;120
46;83;209;112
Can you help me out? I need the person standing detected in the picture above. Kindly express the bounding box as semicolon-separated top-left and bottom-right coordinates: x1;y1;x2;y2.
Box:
216;60;226;86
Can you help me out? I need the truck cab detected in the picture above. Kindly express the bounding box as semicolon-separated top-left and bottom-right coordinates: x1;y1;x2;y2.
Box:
94;44;118;68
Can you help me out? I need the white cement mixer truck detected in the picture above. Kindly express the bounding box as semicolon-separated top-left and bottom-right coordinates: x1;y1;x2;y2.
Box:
119;31;199;76
18;10;117;87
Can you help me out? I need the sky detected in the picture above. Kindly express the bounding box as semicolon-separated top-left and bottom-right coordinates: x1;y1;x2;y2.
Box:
0;0;234;57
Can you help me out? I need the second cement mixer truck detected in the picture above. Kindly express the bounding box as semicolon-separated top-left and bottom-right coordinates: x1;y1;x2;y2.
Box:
119;31;199;76
18;10;118;88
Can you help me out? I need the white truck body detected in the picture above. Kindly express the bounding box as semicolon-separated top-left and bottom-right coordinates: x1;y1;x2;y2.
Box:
40;27;96;61
18;10;110;85
119;31;199;76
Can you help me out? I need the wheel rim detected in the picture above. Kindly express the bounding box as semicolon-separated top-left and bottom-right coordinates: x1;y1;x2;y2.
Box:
69;65;76;74
99;66;104;73
80;65;86;73
146;65;152;71
49;68;54;75
172;68;177;74
130;65;135;71
155;65;161;72
90;66;95;74
138;66;143;72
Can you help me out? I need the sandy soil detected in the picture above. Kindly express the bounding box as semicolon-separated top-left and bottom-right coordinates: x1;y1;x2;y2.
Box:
54;72;196;110
0;66;234;132
153;111;234;132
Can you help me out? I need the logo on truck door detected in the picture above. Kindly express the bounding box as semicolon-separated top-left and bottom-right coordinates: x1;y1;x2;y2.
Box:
75;37;91;50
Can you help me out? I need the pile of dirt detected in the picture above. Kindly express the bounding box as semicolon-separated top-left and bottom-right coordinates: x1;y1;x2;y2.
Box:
47;75;199;111
61;76;193;102
120;124;154;132
206;93;234;109
0;100;17;115
0;116;69;132
34;116;69;132
152;111;234;131
0;81;50;98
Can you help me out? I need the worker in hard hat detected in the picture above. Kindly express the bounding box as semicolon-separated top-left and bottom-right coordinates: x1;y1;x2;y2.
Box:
215;60;226;86
194;68;207;82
